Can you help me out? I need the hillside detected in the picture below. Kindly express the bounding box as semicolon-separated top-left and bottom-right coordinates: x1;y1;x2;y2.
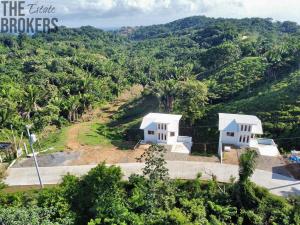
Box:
121;16;300;151
0;16;300;152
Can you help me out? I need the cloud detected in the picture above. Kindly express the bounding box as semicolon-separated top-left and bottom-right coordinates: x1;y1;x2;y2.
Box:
44;0;300;27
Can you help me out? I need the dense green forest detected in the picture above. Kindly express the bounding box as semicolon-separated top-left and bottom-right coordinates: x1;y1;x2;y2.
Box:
0;16;300;152
1;145;300;225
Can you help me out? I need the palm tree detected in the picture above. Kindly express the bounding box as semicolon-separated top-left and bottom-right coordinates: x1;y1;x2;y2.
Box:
151;79;179;112
66;96;81;122
23;85;40;119
234;148;259;208
238;148;258;184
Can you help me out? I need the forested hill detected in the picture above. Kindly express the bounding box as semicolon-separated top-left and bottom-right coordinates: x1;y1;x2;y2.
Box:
0;16;300;151
124;16;300;40
119;16;300;151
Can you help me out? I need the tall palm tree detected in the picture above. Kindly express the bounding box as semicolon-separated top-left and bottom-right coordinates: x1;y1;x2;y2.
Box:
234;148;260;208
238;148;258;184
23;85;40;119
151;79;179;112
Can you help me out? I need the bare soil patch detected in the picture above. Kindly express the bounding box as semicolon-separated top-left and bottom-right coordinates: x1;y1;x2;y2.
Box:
223;148;297;179
64;85;146;164
283;159;300;180
223;149;240;165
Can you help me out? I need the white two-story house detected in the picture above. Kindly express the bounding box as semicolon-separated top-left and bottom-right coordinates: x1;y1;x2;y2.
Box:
140;113;192;154
218;113;279;158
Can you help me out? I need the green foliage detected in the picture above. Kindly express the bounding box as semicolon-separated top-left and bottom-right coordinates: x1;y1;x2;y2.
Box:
137;145;175;218
1;16;300;223
205;57;268;101
147;79;208;124
67;163;132;225
0;206;72;225
238;149;258;184
0;27;128;135
174;80;208;124
0;159;299;225
1;16;300;151
201;42;241;69
138;144;169;181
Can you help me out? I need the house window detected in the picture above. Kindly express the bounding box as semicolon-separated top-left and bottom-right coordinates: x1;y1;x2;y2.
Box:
243;136;246;143
148;131;154;135
170;132;175;137
164;124;167;130
241;125;244;132
158;133;163;140
158;124;160;129
239;136;242;142
248;126;251;132
164;135;167;140
247;136;250;143
227;132;234;137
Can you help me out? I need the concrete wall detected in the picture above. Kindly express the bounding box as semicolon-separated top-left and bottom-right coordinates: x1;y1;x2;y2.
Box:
143;121;180;144
220;131;238;145
221;130;254;148
167;121;179;144
144;129;157;143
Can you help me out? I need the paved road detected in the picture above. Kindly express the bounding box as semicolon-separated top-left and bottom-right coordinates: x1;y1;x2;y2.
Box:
4;161;300;197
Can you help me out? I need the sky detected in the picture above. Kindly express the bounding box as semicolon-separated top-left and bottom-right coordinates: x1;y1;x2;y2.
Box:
42;0;300;28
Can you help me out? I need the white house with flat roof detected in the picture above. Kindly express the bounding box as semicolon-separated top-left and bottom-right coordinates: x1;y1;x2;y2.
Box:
218;113;279;160
140;113;192;154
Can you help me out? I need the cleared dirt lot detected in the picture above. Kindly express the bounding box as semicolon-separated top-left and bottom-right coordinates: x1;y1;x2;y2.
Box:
13;144;219;168
223;148;295;178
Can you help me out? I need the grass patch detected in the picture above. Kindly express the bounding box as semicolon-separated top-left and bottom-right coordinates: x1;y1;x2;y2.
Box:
2;184;58;194
78;93;157;149
38;127;69;153
78;122;113;147
78;122;139;150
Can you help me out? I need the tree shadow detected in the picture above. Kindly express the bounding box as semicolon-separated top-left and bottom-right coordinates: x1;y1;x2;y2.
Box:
272;165;295;179
270;184;300;197
109;94;159;127
96;94;159;150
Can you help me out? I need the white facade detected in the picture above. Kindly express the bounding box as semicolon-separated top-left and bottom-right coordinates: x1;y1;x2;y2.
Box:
140;113;192;153
218;113;280;159
140;113;181;144
218;113;263;157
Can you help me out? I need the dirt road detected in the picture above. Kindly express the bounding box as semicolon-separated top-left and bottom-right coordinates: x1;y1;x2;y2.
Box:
63;85;146;165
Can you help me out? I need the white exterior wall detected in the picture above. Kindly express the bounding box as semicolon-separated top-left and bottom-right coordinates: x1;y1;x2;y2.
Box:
220;131;238;145
157;125;168;144
167;121;179;144
143;121;180;144
144;129;157;143
220;124;255;148
236;124;253;147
